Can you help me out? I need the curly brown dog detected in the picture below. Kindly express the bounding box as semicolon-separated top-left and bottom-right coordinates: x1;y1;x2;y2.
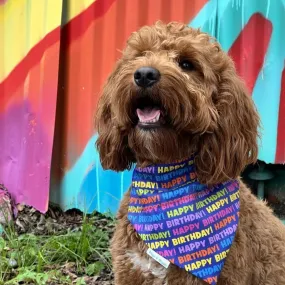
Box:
95;22;285;285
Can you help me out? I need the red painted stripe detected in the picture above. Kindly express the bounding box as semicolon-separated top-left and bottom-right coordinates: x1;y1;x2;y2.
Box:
276;67;285;163
228;13;272;94
0;0;116;104
61;0;116;45
1;28;60;106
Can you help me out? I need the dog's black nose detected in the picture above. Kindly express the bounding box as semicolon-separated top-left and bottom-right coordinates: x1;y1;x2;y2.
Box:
134;67;160;88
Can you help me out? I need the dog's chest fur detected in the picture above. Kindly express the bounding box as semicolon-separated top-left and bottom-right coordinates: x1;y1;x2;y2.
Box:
126;250;168;284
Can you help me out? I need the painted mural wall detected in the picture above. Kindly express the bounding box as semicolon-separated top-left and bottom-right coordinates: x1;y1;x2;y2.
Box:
1;0;285;215
0;0;63;213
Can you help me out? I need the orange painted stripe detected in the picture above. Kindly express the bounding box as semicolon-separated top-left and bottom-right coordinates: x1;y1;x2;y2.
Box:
147;0;162;24
170;0;185;23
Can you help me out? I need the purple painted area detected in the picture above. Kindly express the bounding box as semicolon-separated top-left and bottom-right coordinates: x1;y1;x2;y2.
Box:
0;100;50;212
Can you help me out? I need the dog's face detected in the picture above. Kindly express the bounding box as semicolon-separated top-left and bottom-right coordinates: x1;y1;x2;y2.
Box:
96;22;259;184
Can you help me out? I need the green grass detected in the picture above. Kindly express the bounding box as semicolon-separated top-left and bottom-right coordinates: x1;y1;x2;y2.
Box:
0;213;115;285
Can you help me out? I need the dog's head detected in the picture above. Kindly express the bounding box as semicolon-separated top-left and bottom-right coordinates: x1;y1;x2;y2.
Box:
95;22;259;184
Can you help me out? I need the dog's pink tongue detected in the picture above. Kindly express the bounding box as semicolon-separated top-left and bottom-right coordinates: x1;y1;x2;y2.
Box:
136;108;160;122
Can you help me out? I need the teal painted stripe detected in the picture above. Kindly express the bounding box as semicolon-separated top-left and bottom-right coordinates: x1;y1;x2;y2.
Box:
59;135;97;212
57;134;133;214
190;0;217;35
120;171;124;198
95;148;100;212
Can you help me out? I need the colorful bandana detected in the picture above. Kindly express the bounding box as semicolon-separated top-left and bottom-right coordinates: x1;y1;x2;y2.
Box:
128;156;240;285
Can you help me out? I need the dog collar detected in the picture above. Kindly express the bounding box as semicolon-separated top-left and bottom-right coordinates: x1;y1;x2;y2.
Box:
128;156;239;285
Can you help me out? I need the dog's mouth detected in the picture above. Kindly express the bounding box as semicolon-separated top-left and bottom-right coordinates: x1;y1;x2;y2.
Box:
133;96;166;129
137;107;161;128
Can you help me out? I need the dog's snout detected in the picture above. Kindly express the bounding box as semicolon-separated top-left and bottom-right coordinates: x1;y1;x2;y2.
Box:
134;67;160;88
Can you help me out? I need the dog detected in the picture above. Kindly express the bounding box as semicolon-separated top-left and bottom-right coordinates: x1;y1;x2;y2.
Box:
95;22;285;285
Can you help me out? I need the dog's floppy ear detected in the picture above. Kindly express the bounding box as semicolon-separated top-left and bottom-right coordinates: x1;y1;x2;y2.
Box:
95;65;135;171
196;59;260;185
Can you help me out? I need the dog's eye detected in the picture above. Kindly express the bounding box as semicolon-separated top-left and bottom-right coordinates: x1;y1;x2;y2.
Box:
179;60;194;71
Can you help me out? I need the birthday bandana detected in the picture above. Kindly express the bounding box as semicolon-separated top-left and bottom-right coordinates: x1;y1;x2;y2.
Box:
127;156;240;285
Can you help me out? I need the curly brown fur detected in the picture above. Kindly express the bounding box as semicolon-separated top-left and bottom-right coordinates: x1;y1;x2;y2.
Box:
95;22;285;285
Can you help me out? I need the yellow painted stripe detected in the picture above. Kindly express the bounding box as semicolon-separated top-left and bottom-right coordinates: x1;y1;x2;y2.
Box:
66;0;97;23
0;0;96;81
1;0;62;80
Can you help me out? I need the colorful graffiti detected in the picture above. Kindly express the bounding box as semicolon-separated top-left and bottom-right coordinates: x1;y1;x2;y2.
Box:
1;0;285;214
